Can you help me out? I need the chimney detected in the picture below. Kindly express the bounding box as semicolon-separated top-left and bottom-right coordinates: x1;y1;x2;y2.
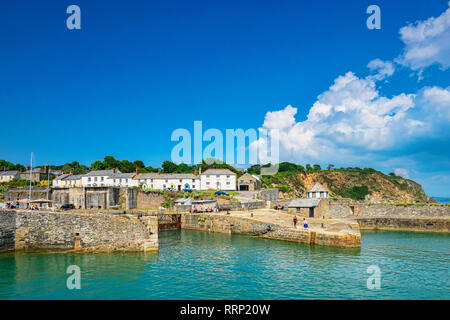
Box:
69;170;73;175
27;165;31;171
194;169;197;176
112;168;116;174
136;167;140;175
158;168;161;174
199;167;202;175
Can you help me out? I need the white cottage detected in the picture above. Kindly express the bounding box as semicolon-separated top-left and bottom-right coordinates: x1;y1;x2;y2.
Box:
137;173;200;191
0;171;18;183
200;168;236;191
306;183;329;199
81;169;120;187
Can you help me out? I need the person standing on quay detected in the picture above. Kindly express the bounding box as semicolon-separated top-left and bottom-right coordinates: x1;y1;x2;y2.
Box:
293;215;298;228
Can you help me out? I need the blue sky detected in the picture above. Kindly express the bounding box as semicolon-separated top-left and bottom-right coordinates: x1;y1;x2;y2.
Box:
0;0;449;196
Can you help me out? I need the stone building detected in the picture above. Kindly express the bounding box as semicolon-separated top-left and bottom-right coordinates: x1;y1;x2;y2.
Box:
306;183;330;199
237;173;261;191
287;198;330;218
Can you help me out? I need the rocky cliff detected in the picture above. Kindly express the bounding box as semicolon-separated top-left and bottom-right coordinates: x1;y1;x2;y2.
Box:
264;170;433;203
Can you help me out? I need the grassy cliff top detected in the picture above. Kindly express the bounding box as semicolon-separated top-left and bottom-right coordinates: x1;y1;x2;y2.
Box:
260;168;432;203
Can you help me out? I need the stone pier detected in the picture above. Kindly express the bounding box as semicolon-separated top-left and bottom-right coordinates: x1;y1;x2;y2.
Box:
0;210;158;253
181;210;361;248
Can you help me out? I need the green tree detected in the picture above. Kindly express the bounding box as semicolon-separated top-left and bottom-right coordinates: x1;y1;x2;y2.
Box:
119;160;136;173
133;160;145;168
162;160;178;173
306;164;313;173
90;160;105;170
103;156;120;169
313;164;321;172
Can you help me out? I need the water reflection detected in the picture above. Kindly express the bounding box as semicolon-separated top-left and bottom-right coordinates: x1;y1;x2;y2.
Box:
0;230;448;299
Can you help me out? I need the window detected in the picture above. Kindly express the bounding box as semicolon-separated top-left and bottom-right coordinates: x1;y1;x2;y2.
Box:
151;179;153;182
206;182;210;185
192;179;195;182
249;180;253;183
296;207;301;213
165;179;168;183
216;175;220;178
240;180;244;183
88;178;91;182
151;184;154;189
101;177;104;181
192;185;196;189
206;175;210;178
179;179;182;182
163;184;166;188
114;179;117;183
226;175;230;178
226;182;230;185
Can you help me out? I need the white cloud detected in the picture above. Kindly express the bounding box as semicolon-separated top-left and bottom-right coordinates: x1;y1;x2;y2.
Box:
396;2;450;71
367;59;395;80
262;105;297;130
256;72;450;167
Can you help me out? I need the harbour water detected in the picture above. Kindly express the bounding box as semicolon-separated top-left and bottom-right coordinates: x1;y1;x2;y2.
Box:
0;230;448;300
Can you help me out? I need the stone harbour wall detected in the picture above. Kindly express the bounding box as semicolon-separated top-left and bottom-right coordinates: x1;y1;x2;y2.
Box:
357;217;450;233
181;213;361;248
0;210;158;253
0;210;16;252
329;199;450;218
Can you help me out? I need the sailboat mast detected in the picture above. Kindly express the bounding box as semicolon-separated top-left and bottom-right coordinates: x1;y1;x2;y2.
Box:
28;152;33;204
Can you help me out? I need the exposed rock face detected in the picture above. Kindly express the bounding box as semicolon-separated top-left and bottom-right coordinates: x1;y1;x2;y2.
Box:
277;171;433;203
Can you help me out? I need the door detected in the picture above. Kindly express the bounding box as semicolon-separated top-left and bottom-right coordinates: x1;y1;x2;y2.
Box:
309;207;314;218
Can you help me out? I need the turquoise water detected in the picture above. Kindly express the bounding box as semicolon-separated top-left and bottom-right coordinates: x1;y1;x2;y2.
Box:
0;230;449;300
432;197;450;204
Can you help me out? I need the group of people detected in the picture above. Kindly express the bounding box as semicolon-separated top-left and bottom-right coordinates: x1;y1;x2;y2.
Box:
293;215;308;229
4;202;20;209
3;202;40;210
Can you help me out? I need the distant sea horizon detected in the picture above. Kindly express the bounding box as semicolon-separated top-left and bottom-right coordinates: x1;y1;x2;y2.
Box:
432;197;450;204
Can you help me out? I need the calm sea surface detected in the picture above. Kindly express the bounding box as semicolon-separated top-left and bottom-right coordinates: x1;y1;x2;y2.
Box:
0;230;448;300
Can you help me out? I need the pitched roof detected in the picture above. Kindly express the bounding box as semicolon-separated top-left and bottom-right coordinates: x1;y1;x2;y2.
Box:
85;170;120;176
54;173;71;181
307;183;329;193
137;173;158;179
288;198;322;208
0;171;18;176
65;174;84;180
201;168;236;175
109;173;135;179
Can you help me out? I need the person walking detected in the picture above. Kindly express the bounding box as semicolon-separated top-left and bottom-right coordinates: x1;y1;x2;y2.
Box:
293;215;298;228
303;218;309;229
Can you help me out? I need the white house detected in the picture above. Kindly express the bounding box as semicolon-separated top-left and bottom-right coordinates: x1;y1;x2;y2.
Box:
200;168;236;191
137;173;200;191
306;183;329;199
81;169;120;187
0;171;18;183
107;172;139;187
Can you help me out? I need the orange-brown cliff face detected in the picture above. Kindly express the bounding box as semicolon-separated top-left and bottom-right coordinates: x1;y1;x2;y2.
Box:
268;171;433;203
